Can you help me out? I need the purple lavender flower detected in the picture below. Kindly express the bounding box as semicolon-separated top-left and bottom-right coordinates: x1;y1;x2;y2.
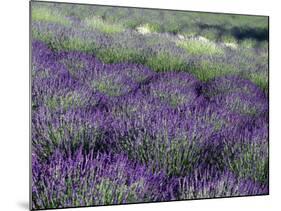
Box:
145;72;201;108
177;166;268;200
32;149;176;209
221;123;269;183
32;106;115;161
109;91;228;176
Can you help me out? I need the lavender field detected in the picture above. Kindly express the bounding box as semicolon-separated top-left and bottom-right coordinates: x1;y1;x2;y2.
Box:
31;2;269;210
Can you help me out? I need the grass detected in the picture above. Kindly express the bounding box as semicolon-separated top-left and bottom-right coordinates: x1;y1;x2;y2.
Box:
32;29;97;53
221;35;237;44
240;39;257;49
190;61;237;82
61;38;96;53
146;53;187;72
177;39;224;56
32;29;54;44
136;23;161;34
200;28;221;41
96;48;146;64
32;7;70;26
248;72;268;92
85;16;124;34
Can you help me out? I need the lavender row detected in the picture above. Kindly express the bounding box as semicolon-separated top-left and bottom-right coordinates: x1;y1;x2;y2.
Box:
32;148;268;210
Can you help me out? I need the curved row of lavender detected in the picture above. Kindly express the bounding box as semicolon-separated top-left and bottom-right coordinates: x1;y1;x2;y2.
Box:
31;39;268;209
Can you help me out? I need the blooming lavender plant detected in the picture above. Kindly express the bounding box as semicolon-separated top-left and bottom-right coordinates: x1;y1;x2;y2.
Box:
145;72;200;107
177;166;268;200
221;124;269;184
32;149;176;209
32;106;115;162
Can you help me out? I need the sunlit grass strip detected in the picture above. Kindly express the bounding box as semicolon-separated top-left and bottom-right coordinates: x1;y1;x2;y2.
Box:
32;7;70;26
248;72;268;92
136;23;161;34
177;39;224;56
32;29;96;53
96;48;146;64
61;37;97;52
146;53;187;72
190;61;238;82
85;16;124;34
32;29;54;44
240;39;257;49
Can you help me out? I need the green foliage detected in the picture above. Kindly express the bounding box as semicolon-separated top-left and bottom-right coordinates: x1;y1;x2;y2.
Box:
32;29;54;44
85;16;124;34
190;61;237;82
224;142;268;184
32;29;97;53
240;39;257;49
119;132;200;176
33;123;101;160
200;28;220;41
91;77;129;97
146;53;187;72
152;91;189;107
32;1;268;41
61;59;85;77
32;7;70;25
136;23;161;34
229;99;258;116
162;18;181;34
248;72;268;92
45;91;85;111
221;35;237;44
177;39;224;56
61;38;96;53
96;179;143;204
96;48;146;64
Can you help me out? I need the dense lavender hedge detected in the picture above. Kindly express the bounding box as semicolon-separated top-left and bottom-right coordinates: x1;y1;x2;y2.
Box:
31;2;269;210
32;149;176;208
